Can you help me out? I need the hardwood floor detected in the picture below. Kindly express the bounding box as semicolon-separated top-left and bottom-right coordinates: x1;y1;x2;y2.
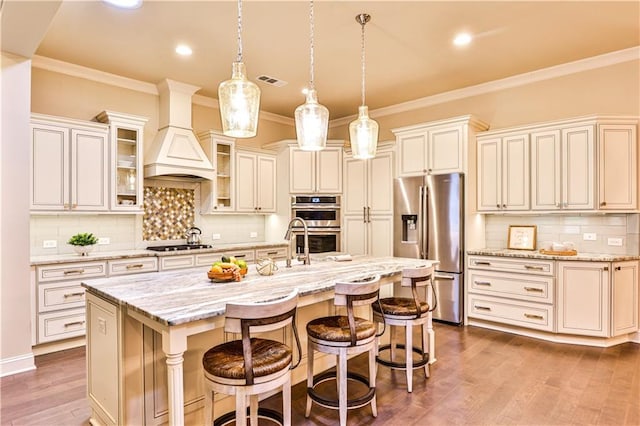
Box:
2;324;639;425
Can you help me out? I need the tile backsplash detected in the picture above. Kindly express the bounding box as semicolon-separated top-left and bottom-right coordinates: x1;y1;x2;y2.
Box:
485;214;640;255
143;186;195;241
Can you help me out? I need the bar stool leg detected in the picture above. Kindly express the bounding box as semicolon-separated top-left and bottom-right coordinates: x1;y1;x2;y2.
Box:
204;387;213;426
406;323;413;393
422;322;430;378
283;374;292;426
369;342;377;417
337;348;348;426
249;394;258;425
390;325;397;362
305;339;314;417
235;389;247;426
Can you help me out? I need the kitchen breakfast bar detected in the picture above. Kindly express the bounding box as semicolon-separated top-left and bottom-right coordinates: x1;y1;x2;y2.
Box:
81;255;438;426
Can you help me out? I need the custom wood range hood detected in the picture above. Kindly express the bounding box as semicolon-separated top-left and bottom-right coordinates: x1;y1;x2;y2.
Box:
143;78;215;180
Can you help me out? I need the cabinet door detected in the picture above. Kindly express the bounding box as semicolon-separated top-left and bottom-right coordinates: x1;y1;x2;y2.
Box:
257;155;276;213
598;124;637;210
502;133;529;211
428;125;463;174
611;261;638;336
562;125;595;210
315;148;343;193
557;261;609;337
397;132;427;177
368;151;394;215
31;123;69;210
71;128;109;211
367;216;393;257
235;152;257;212
342;215;367;256
477;138;501;211
289;149;315;194
531;129;561;210
343;156;367;216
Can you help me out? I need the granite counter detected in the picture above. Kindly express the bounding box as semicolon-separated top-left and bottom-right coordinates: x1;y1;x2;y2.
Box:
467;248;640;262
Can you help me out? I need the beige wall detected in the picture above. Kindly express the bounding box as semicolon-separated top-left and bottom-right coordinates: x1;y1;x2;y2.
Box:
1;53;35;375
329;60;640;141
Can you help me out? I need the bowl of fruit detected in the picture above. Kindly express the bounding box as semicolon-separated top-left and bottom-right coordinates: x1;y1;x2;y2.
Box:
208;255;248;282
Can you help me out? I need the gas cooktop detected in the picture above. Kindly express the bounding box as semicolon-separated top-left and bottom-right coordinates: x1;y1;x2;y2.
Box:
146;244;213;252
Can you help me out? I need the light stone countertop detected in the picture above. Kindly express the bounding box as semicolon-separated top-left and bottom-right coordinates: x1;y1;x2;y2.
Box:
82;256;437;326
467;248;640;262
30;242;289;266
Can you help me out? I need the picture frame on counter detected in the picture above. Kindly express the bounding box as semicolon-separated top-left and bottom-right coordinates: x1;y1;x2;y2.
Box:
507;225;537;250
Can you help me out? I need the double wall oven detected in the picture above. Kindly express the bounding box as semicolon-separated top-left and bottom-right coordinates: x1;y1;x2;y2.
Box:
290;195;341;254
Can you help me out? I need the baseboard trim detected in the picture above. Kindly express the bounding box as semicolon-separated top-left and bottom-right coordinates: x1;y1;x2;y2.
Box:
0;352;36;377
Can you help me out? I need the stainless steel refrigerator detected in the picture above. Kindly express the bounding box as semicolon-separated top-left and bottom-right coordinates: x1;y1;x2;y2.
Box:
394;173;464;324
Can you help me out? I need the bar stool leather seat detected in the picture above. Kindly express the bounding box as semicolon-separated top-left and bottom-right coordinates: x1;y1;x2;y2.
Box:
306;316;376;343
374;297;429;316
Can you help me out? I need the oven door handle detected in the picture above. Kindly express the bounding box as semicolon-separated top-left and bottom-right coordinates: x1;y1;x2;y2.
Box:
291;204;341;209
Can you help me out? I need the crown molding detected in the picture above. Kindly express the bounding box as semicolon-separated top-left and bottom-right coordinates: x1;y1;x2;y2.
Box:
329;46;640;128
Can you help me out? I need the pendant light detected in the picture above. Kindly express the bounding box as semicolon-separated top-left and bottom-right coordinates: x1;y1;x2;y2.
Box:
218;0;261;138
349;13;378;160
294;0;329;151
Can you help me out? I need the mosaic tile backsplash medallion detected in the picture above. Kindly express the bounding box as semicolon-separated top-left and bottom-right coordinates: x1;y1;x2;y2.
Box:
143;186;195;241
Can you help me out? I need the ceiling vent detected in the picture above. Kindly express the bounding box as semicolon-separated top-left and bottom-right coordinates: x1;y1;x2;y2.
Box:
256;75;288;87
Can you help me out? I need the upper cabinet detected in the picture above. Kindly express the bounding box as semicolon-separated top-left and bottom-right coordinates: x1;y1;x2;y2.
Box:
198;130;236;213
393;115;489;177
235;151;276;213
31;114;109;212
598;123;637;210
95;111;148;212
289;147;343;194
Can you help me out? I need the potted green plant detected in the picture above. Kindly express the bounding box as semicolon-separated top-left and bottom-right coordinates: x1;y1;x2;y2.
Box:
68;232;99;256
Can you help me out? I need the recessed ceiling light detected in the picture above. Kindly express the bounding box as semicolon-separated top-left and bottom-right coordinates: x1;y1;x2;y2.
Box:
103;0;142;9
453;32;472;46
175;45;193;56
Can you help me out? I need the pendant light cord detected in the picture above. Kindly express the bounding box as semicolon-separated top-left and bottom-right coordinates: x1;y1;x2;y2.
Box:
360;17;366;107
309;0;315;90
236;0;243;62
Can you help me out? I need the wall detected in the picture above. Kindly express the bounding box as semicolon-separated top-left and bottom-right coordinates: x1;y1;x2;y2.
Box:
1;53;35;376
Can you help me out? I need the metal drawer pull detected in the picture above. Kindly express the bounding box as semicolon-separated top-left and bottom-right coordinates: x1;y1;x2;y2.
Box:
475;261;491;266
233;254;247;258
64;320;85;328
524;313;544;320
475;305;491;311
524;287;544;293
474;281;492;286
63;292;84;298
524;265;544;271
266;251;278;256
126;264;144;269
63;269;85;275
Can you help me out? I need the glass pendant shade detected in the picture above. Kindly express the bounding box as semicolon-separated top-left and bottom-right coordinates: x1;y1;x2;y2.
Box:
218;61;261;138
295;89;329;151
349;105;378;159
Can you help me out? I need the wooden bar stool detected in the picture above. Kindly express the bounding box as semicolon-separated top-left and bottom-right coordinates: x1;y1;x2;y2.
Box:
305;274;384;426
201;290;301;426
373;265;435;393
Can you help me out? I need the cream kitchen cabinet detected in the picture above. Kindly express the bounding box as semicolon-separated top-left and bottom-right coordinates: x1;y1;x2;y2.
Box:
31;113;109;212
96;111;148;212
289;147;343;194
557;260;638;338
235;151;276;213
598;123;637;210
477;133;530;212
393;115;489;177
198;130;236;213
531;124;595;210
343;149;394;256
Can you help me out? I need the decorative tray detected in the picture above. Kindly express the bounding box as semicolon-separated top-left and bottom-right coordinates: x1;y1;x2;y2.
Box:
539;249;578;256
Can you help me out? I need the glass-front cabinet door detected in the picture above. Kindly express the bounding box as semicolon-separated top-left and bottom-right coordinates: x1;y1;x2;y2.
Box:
96;111;148;212
198;130;235;213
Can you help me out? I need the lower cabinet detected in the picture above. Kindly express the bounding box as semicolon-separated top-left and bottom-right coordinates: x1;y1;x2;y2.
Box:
157;246;289;271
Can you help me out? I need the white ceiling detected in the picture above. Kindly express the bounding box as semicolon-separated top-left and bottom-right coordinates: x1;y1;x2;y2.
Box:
11;1;640;119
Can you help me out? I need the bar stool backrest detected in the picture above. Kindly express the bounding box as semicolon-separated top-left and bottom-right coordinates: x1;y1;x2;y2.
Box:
334;275;381;346
400;265;434;288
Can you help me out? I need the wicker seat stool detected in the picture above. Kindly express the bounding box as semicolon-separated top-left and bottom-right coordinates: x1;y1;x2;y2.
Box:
305;274;384;426
373;265;435;393
202;290;301;426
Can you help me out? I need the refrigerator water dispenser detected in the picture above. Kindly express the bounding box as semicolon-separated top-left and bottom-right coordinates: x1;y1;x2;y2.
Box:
401;214;418;243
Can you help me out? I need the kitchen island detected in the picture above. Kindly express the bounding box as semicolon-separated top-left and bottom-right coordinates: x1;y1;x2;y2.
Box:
82;255;437;426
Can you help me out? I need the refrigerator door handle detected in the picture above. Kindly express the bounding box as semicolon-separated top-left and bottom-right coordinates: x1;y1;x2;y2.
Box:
435;273;455;280
367;206;371;223
363;206;366;223
418;185;425;258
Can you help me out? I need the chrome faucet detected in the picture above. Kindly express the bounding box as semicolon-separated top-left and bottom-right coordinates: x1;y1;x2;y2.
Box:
284;217;310;267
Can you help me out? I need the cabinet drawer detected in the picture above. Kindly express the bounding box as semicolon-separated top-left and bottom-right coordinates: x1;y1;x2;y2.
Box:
38;281;85;312
256;247;288;260
468;270;554;304
468;256;553;276
468;294;554;332
38;308;86;343
159;255;195;270
37;261;107;283
108;257;158;276
195;249;255;267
